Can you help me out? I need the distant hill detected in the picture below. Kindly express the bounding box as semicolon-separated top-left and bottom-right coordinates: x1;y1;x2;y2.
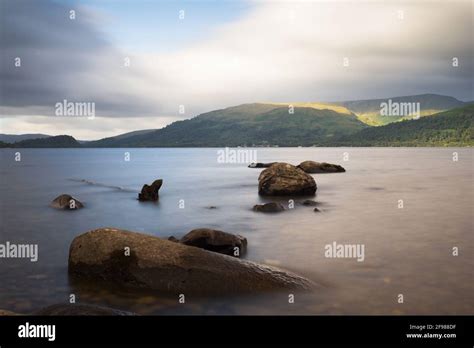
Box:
86;103;367;147
331;104;474;146
333;94;467;126
12;135;82;148
0;133;51;143
85;129;157;147
2;95;470;148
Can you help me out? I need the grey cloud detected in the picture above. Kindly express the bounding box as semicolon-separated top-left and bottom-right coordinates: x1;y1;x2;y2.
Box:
0;0;161;117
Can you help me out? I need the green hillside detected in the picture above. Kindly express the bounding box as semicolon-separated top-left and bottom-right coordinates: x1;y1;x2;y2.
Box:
331;104;474;146
12;135;82;148
87;104;367;147
334;94;466;126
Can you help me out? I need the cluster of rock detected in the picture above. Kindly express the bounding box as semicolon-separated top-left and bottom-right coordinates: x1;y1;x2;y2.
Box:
50;178;165;211
68;228;315;295
249;160;345;174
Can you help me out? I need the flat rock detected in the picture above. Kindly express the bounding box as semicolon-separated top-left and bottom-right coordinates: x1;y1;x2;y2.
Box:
68;228;315;295
248;162;276;168
258;163;316;196
253;202;285;213
302;199;318;206
50;194;84;210
179;228;247;256
297;161;345;173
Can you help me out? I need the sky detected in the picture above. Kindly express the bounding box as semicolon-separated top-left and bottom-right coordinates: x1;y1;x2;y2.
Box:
0;0;472;139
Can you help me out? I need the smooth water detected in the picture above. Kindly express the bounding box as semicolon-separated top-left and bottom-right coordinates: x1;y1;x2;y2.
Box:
0;148;473;315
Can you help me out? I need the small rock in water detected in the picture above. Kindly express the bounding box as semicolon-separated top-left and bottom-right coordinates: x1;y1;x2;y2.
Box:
302;199;318;206
206;206;218;209
50;194;84;210
248;162;276;168
297;160;345;173
314;208;321;212
180;228;247;257
253;202;285;213
138;179;163;201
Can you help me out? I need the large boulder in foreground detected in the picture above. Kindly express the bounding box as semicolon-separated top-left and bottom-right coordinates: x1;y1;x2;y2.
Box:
179;228;247;257
258;163;316;196
51;194;84;210
297;161;345;173
138;179;163;201
69;228;314;295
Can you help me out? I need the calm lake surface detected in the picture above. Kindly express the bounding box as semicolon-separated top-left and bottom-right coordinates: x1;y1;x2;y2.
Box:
0;148;473;315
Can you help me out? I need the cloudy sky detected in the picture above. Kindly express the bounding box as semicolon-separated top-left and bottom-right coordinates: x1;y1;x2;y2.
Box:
0;0;472;139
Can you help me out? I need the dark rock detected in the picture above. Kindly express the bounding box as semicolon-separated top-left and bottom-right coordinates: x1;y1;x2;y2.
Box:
314;208;321;212
297;161;345;173
180;228;247;256
206;206;218;209
248;162;276;168
0;309;20;316
253;202;285;213
33;304;136;316
68;228;315;295
50;194;84;210
302;199;318;206
168;236;179;243
258;163;316;196
138;179;163;201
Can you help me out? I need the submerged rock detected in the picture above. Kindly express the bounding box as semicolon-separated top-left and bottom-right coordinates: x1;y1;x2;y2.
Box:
248;162;276;168
302;199;318;206
253;202;285;213
69;228;314;295
180;228;247;256
34;304;136;316
138;179;163;201
168;236;179;243
297;161;345;173
313;208;321;212
258;163;316;196
50;194;84;210
0;309;20;316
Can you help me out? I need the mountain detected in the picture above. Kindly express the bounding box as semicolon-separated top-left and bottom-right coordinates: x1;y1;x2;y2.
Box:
333;94;467;126
86;103;367;147
84;129;157;147
0;133;51;143
330;104;474;146
12;135;82;148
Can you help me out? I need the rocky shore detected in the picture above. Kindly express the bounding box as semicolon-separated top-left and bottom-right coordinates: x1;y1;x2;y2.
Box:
18;158;345;315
